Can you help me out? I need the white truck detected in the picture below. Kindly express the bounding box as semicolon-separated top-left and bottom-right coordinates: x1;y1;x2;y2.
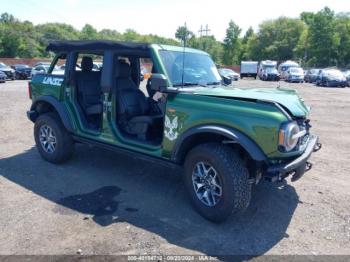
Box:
240;61;258;79
258;60;277;77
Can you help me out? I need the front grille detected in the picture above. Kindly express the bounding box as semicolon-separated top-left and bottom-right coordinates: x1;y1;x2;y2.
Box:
4;71;13;78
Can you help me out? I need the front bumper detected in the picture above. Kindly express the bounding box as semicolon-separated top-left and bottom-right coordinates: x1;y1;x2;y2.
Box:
3;71;15;80
265;74;280;81
266;135;321;182
17;71;31;79
288;77;304;82
327;80;347;87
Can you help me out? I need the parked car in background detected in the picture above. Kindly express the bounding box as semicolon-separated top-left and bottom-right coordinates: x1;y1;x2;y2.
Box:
93;62;102;71
285;67;304;83
31;64;50;77
0;62;16;80
316;69;347;87
33;62;51;67
0;71;6;83
304;69;320;83
278;60;300;79
11;64;32;80
342;70;350;87
260;67;280;81
218;68;239;81
240;61;258;79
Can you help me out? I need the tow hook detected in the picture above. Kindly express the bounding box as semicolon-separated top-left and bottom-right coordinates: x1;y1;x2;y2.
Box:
314;142;322;152
291;161;313;182
305;161;313;172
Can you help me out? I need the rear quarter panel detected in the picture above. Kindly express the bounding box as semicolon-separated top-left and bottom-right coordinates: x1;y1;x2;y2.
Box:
30;74;64;101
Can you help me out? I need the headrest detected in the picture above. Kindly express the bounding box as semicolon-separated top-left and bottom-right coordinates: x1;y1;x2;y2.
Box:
116;60;131;78
81;56;93;72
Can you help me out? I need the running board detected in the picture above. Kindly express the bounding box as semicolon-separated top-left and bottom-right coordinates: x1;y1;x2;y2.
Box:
72;136;179;170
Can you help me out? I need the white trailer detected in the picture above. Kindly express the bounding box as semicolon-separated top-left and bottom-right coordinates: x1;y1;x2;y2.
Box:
240;61;258;79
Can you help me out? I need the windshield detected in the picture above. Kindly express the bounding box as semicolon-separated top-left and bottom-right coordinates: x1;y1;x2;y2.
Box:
0;63;7;68
159;50;221;87
290;68;303;74
265;67;278;73
15;64;29;69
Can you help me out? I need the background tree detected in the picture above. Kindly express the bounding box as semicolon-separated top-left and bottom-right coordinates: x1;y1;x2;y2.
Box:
80;24;98;40
334;13;350;67
175;25;194;43
222;20;241;65
246;17;305;62
188;35;223;63
301;7;337;67
239;26;255;61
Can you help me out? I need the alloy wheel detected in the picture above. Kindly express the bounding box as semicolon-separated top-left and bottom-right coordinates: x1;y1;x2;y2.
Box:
192;162;223;207
39;125;57;153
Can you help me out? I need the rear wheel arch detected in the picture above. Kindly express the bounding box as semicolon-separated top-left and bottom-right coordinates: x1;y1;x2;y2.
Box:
30;96;74;133
171;125;267;165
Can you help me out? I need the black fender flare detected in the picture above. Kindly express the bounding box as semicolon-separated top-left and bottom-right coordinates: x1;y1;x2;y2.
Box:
171;125;267;163
30;96;74;133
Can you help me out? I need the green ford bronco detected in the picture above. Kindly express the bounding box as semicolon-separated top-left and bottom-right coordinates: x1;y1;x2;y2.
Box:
27;40;321;222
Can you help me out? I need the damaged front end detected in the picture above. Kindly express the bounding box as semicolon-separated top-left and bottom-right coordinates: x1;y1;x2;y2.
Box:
265;135;322;182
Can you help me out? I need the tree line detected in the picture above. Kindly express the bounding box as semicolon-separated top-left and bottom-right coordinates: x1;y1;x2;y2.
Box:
0;12;178;59
1;7;349;68
177;7;350;68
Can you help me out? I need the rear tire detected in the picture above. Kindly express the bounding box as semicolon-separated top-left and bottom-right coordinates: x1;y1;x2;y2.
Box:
34;112;74;164
184;143;251;223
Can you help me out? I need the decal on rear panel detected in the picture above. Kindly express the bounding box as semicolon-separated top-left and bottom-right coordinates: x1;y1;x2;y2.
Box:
42;77;63;86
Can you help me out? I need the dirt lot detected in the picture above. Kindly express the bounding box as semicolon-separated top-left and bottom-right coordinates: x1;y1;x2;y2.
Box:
0;79;349;257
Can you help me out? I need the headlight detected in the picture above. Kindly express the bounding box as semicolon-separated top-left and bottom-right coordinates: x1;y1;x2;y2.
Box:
279;121;303;152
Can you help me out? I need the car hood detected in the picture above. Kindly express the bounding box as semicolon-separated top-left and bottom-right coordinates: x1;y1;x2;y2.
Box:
193;86;310;118
327;75;346;81
0;67;12;72
17;67;32;71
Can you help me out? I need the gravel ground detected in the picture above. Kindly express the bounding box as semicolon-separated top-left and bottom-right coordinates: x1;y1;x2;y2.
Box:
0;79;349;257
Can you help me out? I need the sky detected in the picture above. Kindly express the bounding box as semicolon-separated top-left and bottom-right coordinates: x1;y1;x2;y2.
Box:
1;0;348;41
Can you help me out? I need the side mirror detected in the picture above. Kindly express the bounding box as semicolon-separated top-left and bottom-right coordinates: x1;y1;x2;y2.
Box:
150;74;168;92
223;76;232;86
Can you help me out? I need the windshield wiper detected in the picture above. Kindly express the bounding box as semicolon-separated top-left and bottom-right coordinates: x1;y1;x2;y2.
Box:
173;82;207;87
206;81;221;86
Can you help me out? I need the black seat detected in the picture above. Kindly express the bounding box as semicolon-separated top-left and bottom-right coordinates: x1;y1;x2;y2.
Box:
76;57;103;116
115;61;162;139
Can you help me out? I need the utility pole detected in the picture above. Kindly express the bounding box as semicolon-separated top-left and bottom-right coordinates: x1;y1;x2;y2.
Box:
198;24;211;37
198;24;211;51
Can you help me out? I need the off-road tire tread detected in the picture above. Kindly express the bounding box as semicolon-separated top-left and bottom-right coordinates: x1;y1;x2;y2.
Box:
184;143;251;222
34;112;74;164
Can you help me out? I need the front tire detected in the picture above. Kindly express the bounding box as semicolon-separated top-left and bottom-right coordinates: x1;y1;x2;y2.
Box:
184;143;251;222
34;113;74;164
